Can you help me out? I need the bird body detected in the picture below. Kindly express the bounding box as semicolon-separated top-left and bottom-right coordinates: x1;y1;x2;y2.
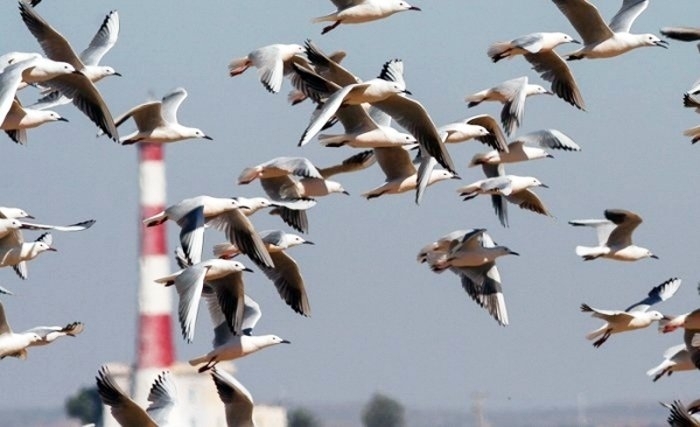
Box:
188;334;290;373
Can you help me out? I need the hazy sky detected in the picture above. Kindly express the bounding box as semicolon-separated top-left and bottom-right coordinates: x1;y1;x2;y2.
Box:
1;0;700;420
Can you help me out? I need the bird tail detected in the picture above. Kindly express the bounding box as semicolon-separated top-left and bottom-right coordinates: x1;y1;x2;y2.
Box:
646;361;672;381
486;42;512;62
575;246;604;260
143;211;167;227
312;12;337;23
585;324;608;341
468;153;488;167
465;91;486;108
188;354;209;366
228;57;251;77
212;242;239;259
318;134;348;147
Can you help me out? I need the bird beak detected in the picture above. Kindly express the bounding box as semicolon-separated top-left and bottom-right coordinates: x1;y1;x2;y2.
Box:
650;254;659;259
571;39;581;44
509;250;520;256
342;190;350;195
540;183;549;188
25;214;35;219
656;40;669;48
203;135;213;140
114;72;123;77
546;91;554;96
409;6;421;11
58;117;69;122
48;247;58;252
546;153;555;159
281;339;291;344
303;241;315;245
451;175;462;180
403;89;413;95
244;267;254;273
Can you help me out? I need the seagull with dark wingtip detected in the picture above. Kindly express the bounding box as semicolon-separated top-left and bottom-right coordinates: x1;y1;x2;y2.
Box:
313;0;421;35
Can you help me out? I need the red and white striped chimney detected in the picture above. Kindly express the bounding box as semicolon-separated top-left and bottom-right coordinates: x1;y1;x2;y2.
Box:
133;143;174;401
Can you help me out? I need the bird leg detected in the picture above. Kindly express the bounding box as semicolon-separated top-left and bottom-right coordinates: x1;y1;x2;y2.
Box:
592;330;611;347
321;21;341;35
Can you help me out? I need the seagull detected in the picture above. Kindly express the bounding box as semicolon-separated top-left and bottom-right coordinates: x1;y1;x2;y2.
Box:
96;365;178;426
422;228;518;326
31;9;121;110
18;2;119;140
214;230;315;317
458;164;551;227
155;251;254;343
646;343;694;382
0;232;56;279
188;292;290;372
293;58;455;176
361;146;458;200
210;368;256;427
143;195;272;269
228;43;305;93
0;301;82;359
438;114;508;152
580;277;680;347
488;32;585;110
107;87;212;145
0;54;75;126
569;208;658;261
551;0;669;60
465;77;553;136
312;0;421;35
239;151;375;199
1;97;68;144
469;129;580;167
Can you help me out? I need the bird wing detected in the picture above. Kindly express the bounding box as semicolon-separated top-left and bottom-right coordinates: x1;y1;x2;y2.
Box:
113;101;163;132
625;277;681;312
660;27;700;42
453;263;509;326
79;10;120;66
684;328;700;370
18;2;84;69
604;208;642;247
515;129;581;151
567;218;616;245
176;205;205;265
42;72;118;140
173;265;207;343
505;189;552;217
206;273;246;336
299;83;363;146
317;149;376;178
259;250;311;316
0;56;39;125
608;0;649;33
206;209;274;269
501;80;528;136
303;39;359;87
144;371;178;425
19;219;96;232
373;146;416;181
96;366;158;427
524;50;585;110
551;0;614;45
466;114;508;152
372;94;456;174
160;87;187;125
0;301;11;335
211;368;255;427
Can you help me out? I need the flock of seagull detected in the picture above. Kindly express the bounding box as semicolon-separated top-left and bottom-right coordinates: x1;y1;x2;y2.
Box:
2;0;700;424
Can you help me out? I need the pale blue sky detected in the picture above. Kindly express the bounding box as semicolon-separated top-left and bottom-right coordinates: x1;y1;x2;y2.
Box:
1;0;700;418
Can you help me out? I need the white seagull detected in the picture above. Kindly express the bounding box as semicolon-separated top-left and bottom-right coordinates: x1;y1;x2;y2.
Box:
466;76;553;135
96;365;178;427
580;277;680;347
438;114;508;152
569;208;658;261
108;87;212;145
228;43;305;94
31;9;121;110
1;97;68;145
143;195;272;269
188;292;290;372
313;0;421;34
18;2;119;140
424;229;518;326
469;129;581;167
0;232;56;279
646;343;694;382
551;0;668;60
0;301;83;359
